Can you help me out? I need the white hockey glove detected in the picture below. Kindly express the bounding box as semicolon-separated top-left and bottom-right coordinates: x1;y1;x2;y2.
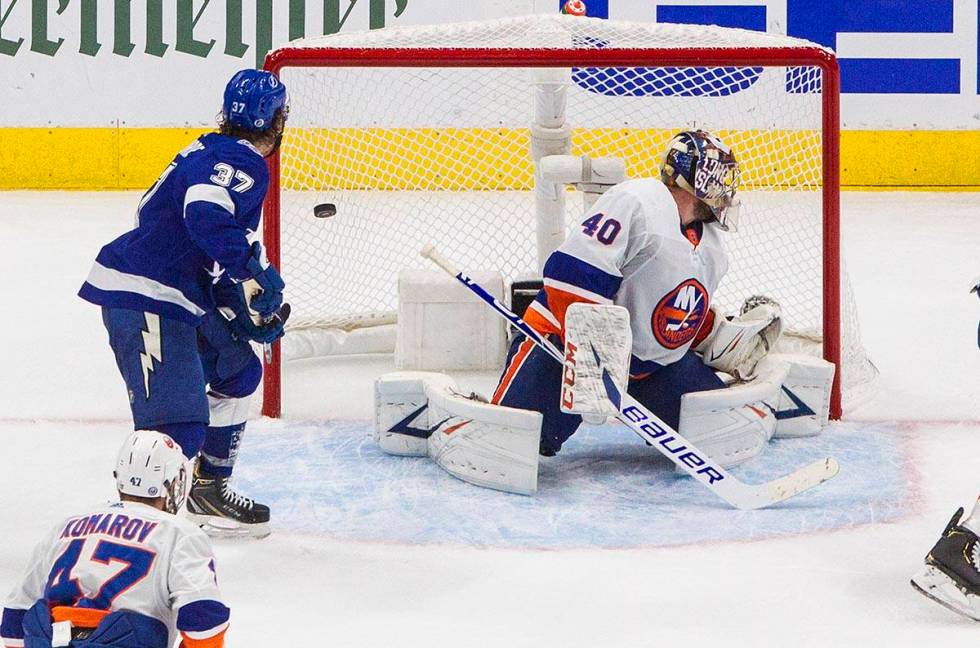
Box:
695;295;784;380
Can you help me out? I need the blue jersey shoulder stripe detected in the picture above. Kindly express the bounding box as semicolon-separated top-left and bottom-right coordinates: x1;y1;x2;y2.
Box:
176;599;230;633
543;250;622;300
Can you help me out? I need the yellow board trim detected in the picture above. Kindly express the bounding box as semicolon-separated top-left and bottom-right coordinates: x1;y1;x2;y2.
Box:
0;128;210;190
276;127;821;191
0;127;977;190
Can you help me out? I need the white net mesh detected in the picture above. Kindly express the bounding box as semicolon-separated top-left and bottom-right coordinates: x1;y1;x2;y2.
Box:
270;15;876;411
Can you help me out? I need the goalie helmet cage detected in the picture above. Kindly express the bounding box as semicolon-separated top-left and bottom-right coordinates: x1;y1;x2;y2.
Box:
260;15;874;420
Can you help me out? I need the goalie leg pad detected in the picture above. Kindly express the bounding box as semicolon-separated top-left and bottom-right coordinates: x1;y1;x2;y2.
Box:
375;372;543;495
374;372;458;457
678;361;787;469
759;354;835;438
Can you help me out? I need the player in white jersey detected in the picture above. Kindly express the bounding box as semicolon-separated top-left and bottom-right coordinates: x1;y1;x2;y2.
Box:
493;130;782;460
909;279;980;622
1;432;230;648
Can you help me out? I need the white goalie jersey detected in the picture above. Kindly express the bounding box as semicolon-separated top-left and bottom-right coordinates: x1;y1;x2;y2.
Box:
523;177;728;376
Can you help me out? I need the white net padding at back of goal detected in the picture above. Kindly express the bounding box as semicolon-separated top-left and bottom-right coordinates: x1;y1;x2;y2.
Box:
263;15;878;417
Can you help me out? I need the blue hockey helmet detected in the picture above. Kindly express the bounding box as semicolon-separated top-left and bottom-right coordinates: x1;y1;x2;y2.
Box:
660;130;741;231
223;69;289;132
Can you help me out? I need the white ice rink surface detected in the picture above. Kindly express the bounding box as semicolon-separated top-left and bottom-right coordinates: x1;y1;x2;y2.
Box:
1;191;979;646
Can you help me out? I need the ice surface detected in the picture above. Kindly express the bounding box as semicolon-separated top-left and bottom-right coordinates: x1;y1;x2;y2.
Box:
233;420;913;548
1;191;979;646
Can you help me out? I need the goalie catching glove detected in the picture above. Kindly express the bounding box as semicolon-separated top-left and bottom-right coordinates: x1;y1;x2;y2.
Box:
695;295;784;380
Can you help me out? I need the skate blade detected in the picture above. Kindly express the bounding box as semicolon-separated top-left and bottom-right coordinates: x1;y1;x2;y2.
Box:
910;565;980;622
187;513;271;540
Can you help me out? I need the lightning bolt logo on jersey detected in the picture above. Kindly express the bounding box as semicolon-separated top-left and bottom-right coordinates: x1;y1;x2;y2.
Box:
652;279;709;349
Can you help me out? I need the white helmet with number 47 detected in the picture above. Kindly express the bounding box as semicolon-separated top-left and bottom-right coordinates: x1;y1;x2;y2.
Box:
114;430;188;515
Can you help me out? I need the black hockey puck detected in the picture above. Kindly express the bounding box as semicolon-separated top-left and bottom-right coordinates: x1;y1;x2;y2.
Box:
313;203;337;218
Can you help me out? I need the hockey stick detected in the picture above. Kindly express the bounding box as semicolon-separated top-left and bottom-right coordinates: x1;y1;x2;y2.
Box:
421;245;839;510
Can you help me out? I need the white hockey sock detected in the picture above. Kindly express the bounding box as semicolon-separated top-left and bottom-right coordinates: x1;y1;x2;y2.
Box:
961;496;980;536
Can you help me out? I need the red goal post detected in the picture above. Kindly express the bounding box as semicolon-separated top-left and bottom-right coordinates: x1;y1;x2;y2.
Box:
260;21;849;420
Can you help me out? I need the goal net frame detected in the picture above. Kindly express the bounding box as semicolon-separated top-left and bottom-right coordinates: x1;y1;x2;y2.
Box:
260;41;842;420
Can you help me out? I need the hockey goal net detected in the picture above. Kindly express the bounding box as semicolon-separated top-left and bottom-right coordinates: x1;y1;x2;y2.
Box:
261;14;877;419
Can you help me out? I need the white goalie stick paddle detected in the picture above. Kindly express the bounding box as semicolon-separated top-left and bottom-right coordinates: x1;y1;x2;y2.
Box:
420;245;840;510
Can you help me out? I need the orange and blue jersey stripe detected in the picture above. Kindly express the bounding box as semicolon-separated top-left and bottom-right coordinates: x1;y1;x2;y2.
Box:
491;337;536;404
51;606;111;629
177;599;230;648
543;251;622;301
524;251;623;339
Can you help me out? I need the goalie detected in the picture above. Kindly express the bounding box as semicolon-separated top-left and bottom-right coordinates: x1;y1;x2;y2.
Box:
491;130;831;467
373;130;835;496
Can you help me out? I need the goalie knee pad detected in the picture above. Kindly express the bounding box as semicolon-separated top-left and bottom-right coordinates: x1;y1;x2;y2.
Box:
677;353;836;469
678;363;785;469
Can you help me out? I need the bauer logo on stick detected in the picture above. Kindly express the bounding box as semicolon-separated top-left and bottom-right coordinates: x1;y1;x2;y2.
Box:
651;279;709;349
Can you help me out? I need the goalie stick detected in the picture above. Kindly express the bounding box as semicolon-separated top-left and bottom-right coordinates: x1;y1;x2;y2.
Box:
420;244;840;510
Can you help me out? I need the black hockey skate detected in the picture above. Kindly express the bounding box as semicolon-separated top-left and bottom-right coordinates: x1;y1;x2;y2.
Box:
910;507;980;621
186;464;271;539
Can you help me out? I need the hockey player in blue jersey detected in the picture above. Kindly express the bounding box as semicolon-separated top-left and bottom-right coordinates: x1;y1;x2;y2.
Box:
78;69;289;538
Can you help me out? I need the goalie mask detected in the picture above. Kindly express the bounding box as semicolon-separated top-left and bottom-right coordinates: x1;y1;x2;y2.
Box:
115;431;188;515
660;130;741;231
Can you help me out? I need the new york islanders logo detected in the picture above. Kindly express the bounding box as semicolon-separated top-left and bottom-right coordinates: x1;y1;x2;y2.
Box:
651;279;709;349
